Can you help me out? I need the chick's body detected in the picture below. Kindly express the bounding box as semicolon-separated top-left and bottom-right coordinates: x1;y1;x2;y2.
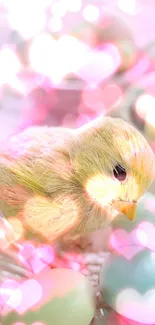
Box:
0;117;154;245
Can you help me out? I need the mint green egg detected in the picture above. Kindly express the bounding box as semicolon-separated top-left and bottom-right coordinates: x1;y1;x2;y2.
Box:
2;268;95;325
99;192;155;323
100;248;155;324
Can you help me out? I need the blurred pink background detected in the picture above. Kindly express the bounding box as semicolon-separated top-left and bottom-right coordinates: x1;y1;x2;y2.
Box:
0;0;155;143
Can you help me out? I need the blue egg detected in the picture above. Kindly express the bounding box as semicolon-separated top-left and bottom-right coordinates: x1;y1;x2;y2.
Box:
100;248;155;324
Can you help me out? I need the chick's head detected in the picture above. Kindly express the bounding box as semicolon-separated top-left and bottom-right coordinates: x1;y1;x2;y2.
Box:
70;117;155;220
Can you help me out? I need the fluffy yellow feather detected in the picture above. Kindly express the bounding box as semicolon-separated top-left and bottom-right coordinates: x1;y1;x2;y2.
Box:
0;116;154;244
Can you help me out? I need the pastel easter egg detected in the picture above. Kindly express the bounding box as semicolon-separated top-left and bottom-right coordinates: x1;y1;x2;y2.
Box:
100;248;155;324
2;268;95;325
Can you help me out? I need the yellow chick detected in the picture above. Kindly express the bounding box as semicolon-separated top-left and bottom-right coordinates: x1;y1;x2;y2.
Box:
0;116;154;244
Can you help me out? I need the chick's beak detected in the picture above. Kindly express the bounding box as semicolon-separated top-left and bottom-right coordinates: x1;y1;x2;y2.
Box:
113;200;137;220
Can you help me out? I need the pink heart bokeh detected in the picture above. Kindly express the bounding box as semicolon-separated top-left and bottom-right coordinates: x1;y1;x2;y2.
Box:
109;221;155;259
1;267;56;316
116;288;155;324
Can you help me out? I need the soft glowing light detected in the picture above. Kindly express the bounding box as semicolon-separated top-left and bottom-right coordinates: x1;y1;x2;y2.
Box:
37;245;55;265
30;35;121;86
19;243;36;260
18;243;36;270
29;33;56;76
29;34;88;84
85;174;120;207
109;228;147;254
50;2;67;17
0;280;19;301
77;45;121;85
7;77;26;95
64;0;82;12
7;287;22;309
0;48;22;86
7;1;46;39
48;17;63;32
0;229;5;239
135;94;155;125
0;217;18;251
15;279;42;313
144;198;155;214
7;218;24;240
116;288;155;324
17;71;46;95
5;0;52;10
55;35;88;82
19;243;47;274
136;222;155;252
117;0;137;15
110;229;130;251
70;261;81;271
83;5;100;22
146;112;155;128
136;229;148;246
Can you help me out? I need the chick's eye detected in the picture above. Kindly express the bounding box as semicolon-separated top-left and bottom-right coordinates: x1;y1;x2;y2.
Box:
113;164;127;181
